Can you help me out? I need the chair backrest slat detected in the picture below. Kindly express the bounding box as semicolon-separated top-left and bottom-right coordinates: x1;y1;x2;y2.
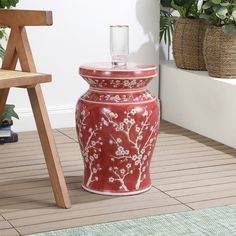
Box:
0;9;52;27
0;9;53;117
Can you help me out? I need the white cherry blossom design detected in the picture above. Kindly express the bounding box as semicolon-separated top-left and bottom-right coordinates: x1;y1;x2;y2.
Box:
77;105;103;187
103;107;159;191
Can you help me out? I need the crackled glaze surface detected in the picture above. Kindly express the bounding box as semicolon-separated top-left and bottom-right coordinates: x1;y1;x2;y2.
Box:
76;63;160;195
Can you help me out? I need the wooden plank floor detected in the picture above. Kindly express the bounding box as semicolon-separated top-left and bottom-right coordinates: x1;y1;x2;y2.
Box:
0;120;236;235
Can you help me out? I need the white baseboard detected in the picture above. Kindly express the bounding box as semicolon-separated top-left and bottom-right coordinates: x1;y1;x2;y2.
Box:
12;105;75;132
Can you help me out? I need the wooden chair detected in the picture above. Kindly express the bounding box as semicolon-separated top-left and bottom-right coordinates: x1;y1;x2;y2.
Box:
0;9;71;209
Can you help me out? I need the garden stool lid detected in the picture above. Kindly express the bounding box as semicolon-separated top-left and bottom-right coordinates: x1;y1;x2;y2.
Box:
79;62;157;79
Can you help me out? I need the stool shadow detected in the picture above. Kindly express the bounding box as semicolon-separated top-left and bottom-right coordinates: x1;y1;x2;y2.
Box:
0;175;115;211
129;0;160;95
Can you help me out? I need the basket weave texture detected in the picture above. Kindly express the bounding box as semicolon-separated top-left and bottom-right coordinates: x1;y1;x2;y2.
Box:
173;18;206;71
204;27;236;78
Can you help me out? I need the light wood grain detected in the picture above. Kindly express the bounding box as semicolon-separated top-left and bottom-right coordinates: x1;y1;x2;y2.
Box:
153;169;236;185
0;9;71;209
1;121;236;235
178;189;236;203
0;228;20;236
0;70;51;89
157;176;236;192
0;88;9;117
10;197;180;227
20;21;70;208
0;21;18;118
151;163;236;180
2;189;165;220
0;9;52;27
188;196;236;209
16;205;190;235
0;221;12;230
168;183;236;198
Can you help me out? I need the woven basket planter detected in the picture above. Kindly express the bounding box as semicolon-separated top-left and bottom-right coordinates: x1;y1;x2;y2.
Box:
204;27;236;78
173;18;206;71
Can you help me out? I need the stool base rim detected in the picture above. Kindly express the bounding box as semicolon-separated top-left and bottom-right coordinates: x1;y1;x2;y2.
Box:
82;184;152;196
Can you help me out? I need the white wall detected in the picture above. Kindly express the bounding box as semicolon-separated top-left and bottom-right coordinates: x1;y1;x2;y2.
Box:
6;0;160;132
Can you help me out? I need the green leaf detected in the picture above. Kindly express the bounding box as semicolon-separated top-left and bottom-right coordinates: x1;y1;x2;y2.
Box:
200;13;210;19
203;2;213;10
1;104;19;123
211;0;221;4
9;0;19;7
0;0;19;8
0;44;5;59
232;8;236;19
220;3;230;7
184;0;196;17
160;10;177;46
213;5;221;12
1;0;9;7
173;0;188;7
0;28;6;39
0;31;4;39
216;7;228;20
161;0;172;7
161;0;204;18
222;24;235;34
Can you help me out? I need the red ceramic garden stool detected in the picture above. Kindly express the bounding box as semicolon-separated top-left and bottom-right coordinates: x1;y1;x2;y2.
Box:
76;63;160;195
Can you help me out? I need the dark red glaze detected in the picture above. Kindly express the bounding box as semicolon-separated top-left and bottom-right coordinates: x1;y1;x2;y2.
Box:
76;63;160;195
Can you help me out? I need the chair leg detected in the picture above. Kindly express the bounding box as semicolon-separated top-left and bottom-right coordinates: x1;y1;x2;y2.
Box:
0;89;9;118
27;84;71;209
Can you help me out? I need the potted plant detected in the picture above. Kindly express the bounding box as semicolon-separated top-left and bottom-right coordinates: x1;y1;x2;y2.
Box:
161;0;207;70
0;104;19;143
201;0;236;78
0;104;19;127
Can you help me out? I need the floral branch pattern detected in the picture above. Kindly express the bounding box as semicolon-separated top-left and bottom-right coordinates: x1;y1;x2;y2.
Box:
82;90;154;103
77;105;103;187
83;77;147;89
102;107;159;191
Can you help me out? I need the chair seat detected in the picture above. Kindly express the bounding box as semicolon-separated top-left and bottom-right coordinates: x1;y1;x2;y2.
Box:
0;69;51;89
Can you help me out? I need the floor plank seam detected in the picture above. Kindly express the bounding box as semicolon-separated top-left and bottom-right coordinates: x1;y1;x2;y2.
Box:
155;163;236;173
7;203;188;233
56;129;78;143
153;186;194;210
159;180;236;192
1;121;236;235
1;214;22;236
177;195;236;205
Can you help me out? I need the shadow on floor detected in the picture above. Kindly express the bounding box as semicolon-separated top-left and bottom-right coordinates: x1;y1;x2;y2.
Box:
0;176;116;211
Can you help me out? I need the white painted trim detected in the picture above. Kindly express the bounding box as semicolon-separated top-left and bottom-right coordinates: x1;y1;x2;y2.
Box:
160;60;236;149
12;105;75;132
